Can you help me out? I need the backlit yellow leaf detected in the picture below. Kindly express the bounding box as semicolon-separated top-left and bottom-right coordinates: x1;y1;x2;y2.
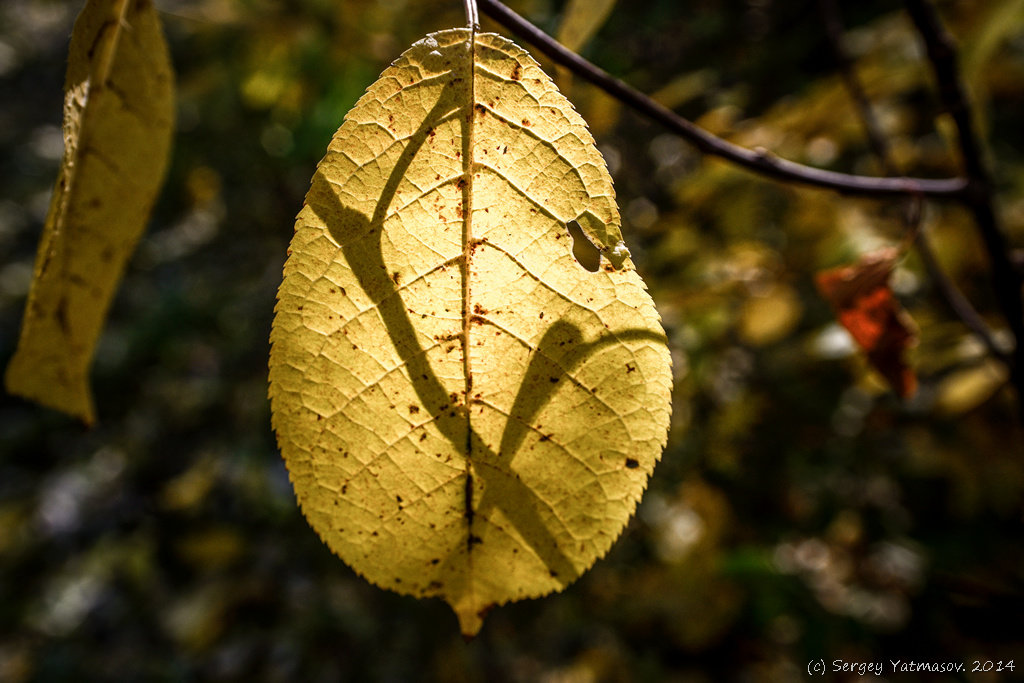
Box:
269;29;671;637
4;0;175;424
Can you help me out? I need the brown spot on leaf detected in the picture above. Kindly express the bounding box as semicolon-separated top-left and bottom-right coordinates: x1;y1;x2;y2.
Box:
625;458;639;469
54;297;71;336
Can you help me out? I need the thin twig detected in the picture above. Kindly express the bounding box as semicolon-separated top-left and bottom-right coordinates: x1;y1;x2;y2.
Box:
818;0;1009;366
817;0;895;175
477;0;968;200
916;233;1010;363
905;0;1024;407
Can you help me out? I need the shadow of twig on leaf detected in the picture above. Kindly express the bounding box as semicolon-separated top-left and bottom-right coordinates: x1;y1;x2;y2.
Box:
306;56;657;603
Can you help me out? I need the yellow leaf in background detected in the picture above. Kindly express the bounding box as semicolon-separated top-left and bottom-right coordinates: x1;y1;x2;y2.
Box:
175;528;245;569
4;0;175;424
737;283;803;347
651;70;716;111
935;359;1009;415
269;29;672;637
555;0;617;91
556;0;617;53
963;0;1024;136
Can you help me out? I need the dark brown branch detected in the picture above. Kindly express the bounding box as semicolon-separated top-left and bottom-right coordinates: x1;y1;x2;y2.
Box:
905;0;1024;401
818;0;1009;366
478;0;968;200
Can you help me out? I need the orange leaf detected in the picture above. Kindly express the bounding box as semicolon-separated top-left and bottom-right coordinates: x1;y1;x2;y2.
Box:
816;248;918;397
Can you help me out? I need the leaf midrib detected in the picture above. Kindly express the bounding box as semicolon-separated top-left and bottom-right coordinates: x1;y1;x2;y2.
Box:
460;26;479;562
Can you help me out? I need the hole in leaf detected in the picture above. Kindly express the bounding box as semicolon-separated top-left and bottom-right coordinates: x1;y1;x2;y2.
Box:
566;220;600;272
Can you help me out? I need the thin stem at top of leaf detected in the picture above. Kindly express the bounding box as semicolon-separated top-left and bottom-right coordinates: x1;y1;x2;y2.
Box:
464;0;480;31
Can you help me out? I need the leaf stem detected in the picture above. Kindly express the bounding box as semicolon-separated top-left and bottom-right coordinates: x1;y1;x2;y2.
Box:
464;0;479;31
477;0;968;200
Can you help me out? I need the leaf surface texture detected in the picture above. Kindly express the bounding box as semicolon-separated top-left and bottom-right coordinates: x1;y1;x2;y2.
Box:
5;0;175;423
269;29;671;636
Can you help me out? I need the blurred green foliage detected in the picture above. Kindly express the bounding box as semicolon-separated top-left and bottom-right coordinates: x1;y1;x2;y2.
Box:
2;0;1023;680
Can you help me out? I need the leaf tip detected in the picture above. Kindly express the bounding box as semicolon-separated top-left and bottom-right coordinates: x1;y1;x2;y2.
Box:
4;353;97;425
451;600;494;640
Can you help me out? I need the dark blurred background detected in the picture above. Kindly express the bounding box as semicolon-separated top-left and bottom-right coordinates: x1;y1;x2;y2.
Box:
2;0;1023;680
